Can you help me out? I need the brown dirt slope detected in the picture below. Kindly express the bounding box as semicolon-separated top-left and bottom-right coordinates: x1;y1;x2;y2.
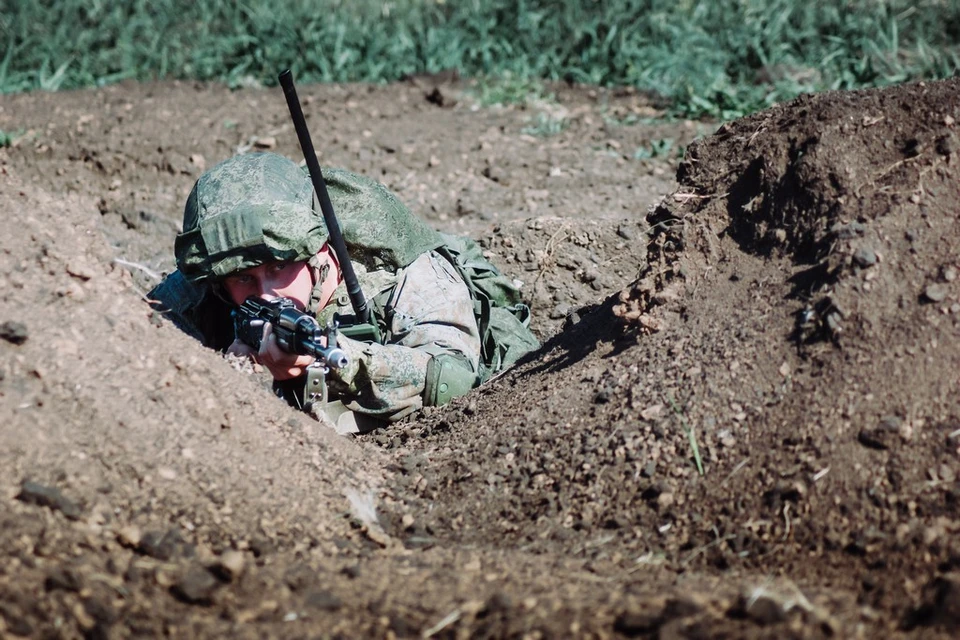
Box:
1;76;958;638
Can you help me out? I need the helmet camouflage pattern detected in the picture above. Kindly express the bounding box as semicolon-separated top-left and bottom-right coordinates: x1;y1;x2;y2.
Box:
175;152;326;283
175;152;444;283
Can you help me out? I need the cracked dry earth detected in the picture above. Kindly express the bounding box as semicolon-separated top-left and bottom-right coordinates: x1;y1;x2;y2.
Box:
1;75;959;638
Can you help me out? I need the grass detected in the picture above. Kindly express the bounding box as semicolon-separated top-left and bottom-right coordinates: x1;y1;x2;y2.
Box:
0;129;22;148
521;112;569;137
666;394;705;476
634;138;681;160
1;1;958;119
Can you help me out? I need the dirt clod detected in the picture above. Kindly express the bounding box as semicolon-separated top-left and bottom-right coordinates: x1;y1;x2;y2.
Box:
16;480;82;520
171;567;220;605
0;321;28;345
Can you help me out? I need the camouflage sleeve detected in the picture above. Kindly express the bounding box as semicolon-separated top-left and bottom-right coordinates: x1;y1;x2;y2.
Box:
326;251;481;421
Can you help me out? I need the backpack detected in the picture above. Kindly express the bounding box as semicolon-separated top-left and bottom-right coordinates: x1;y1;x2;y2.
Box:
436;233;540;382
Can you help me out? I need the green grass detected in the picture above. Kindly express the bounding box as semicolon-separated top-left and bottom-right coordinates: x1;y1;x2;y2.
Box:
521;112;569;137
2;0;958;118
634;138;681;160
0;129;22;148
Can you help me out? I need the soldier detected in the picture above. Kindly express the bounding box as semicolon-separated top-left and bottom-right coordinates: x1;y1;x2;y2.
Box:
149;152;538;433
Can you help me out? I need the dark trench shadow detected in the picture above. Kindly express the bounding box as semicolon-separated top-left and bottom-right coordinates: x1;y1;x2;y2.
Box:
518;298;638;378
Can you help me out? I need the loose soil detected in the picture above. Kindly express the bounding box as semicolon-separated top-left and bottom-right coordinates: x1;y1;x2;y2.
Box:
0;75;958;638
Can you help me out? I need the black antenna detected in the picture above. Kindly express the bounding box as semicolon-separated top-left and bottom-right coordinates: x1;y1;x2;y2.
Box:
278;69;374;329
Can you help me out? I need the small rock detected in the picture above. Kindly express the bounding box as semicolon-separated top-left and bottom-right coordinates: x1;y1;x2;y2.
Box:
940;464;957;484
858;428;892;450
641;461;657;478
616;224;637;241
854;248;877;268
662;595;703;620
936;134;956;157
44;567;82;592
0;321;28;345
253;136;276;149
832;221;865;239
743;594;787;625
171;567;219;605
640;404;663;421
304;589;342;611
942;266;958;283
211;550;245;582
925;283;949;303
16;480;82;520
117;525;142;548
549;303;571;320
138;529;185;561
614;609;661;636
657;492;675;509
157;468;177;481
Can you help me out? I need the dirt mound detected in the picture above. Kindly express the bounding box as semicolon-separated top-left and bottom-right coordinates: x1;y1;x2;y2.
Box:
369;78;960;636
2;76;959;637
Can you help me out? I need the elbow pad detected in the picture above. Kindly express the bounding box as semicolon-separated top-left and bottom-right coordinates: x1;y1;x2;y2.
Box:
423;353;479;407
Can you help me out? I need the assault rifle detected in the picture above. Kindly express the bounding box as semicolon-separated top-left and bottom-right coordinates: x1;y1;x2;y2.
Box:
232;296;348;371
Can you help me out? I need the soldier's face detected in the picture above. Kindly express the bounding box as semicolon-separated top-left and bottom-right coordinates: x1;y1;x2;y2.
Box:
222;261;314;309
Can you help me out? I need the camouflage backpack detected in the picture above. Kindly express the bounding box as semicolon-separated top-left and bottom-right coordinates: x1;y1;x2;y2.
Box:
435;234;539;382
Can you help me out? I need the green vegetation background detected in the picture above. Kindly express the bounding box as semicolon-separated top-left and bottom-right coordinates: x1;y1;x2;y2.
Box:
2;0;959;118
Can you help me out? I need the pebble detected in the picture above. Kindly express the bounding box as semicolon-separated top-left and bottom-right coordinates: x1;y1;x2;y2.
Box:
657;492;675;509
925;283;948;302
212;550;245;582
0;320;28;345
549;303;571;320
44;567;82;592
117;525;142;548
16;480;82;520
617;224;637;241
171;566;220;605
138;528;185;561
853;248;877;268
940;464;957;483
743;593;787;625
613;609;661;635
857;428;892;450
304;589;342;611
832;221;865;239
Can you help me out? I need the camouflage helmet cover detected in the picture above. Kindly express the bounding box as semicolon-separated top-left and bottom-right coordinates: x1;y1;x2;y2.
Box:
175;152;327;283
175;151;446;283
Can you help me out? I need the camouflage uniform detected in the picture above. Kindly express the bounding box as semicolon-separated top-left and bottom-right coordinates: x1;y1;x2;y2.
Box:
305;249;481;425
149;152;485;432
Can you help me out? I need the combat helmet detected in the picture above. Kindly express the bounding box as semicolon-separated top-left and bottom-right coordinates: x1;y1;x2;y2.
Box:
175;152;328;283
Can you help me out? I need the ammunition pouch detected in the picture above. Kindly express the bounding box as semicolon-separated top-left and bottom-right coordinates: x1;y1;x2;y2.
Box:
423;352;478;407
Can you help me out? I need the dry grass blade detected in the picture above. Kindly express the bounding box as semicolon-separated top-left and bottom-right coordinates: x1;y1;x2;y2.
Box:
665;394;704;476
